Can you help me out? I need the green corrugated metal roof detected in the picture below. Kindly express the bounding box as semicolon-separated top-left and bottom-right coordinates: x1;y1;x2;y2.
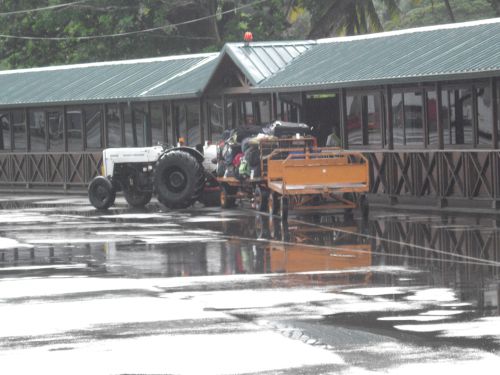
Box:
255;18;500;91
220;41;314;85
2;18;500;108
0;53;218;107
143;56;219;99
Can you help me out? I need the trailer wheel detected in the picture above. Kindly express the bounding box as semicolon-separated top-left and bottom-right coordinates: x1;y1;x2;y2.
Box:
280;196;289;221
154;151;204;209
268;192;279;216
253;186;268;212
199;189;221;207
123;188;152;208
254;214;268;239
88;176;116;209
359;194;369;219
220;184;236;209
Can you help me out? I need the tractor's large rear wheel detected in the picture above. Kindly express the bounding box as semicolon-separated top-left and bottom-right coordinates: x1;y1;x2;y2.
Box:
88;176;116;209
154;151;204;209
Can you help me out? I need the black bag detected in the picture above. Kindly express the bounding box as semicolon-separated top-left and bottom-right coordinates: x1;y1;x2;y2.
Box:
223;143;241;166
233;125;263;142
263;121;311;137
245;146;260;168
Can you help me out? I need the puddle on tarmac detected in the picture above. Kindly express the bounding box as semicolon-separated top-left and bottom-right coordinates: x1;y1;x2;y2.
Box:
0;194;499;350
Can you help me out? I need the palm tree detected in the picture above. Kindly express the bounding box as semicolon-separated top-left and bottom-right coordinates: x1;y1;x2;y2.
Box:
442;0;455;21
306;0;400;38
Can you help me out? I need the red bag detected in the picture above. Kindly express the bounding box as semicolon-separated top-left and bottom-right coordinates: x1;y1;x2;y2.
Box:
232;152;244;167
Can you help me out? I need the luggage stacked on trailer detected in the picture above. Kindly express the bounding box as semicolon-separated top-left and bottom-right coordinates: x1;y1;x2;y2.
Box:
216;121;370;219
215;121;312;180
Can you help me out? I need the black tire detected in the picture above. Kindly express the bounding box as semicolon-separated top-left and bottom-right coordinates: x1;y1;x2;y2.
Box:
280;196;289;221
220;184;236;209
88;176;116;209
199;188;221;207
269;217;281;240
268;192;279;216
253;186;268;212
123;188;152;208
154;151;204;209
359;194;369;219
254;214;268;239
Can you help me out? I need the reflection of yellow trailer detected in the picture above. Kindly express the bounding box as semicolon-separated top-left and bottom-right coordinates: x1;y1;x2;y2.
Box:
268;244;372;273
218;137;370;220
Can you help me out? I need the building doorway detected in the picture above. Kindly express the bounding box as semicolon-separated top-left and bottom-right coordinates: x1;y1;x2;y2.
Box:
303;93;340;146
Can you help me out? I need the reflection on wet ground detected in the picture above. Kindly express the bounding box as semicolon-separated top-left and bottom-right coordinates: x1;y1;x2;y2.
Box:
1;194;500;373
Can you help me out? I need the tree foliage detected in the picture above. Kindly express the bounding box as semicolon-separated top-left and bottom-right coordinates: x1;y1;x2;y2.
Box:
0;0;288;69
386;0;496;29
0;0;498;70
304;0;400;38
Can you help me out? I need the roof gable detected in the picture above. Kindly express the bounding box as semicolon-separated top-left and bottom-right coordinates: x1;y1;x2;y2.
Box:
216;41;315;86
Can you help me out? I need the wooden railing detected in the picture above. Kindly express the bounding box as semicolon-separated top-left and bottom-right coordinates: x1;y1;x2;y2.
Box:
364;150;500;206
0;152;102;190
1;150;500;208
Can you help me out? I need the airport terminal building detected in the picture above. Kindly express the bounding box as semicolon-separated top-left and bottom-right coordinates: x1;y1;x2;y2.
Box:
1;18;499;208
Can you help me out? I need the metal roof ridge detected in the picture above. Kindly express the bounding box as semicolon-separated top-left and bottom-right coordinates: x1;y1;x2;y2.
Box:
0;52;219;75
317;17;500;44
225;40;316;47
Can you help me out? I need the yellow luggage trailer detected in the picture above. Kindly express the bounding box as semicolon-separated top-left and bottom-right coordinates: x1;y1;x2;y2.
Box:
265;147;370;220
217;137;370;219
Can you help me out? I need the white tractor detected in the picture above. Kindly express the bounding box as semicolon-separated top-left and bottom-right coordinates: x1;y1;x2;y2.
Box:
88;144;218;209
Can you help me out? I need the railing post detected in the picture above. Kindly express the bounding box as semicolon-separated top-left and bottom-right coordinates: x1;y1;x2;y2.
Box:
437;151;448;208
493;151;500;209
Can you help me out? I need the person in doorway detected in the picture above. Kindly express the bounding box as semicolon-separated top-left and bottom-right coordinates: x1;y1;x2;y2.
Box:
326;129;341;147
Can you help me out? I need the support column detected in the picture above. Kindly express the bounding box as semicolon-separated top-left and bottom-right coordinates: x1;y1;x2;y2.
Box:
161;102;168;144
199;98;205;144
169;101;175;143
102;104;108;148
118;103;125;147
62;106;68;191
25;108;30;152
384;85;397;205
222;95;227;130
271;93;277;121
146;102;152;147
422;88;429;148
385;85;393;150
436;82;444;150
472;85;479;146
63;105;68;152
492;78;500;209
491;78;498;149
435;83;447;208
339;88;348;149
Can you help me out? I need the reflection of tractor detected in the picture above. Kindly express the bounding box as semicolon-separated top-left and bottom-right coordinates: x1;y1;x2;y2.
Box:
88;143;218;209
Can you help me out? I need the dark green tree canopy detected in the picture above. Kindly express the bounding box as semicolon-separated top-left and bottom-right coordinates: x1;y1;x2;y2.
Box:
0;0;497;69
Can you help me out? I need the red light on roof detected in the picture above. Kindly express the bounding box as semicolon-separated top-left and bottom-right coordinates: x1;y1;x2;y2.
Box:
244;31;253;42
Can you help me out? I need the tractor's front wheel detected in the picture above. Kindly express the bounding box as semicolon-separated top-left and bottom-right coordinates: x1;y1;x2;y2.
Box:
88;176;116;209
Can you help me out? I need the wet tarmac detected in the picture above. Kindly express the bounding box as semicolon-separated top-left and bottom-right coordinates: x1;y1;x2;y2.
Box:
0;193;499;374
